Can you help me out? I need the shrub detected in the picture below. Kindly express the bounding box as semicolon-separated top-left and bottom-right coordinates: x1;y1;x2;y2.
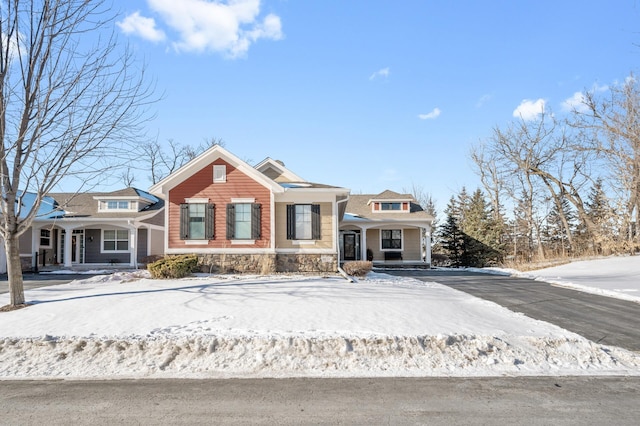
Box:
147;254;199;279
342;260;373;277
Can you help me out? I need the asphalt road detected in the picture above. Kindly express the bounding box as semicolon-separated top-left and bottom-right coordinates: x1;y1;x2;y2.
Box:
2;376;640;425
386;269;640;352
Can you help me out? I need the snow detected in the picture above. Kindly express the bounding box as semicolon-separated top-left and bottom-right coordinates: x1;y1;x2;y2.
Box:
486;255;640;304
1;259;639;380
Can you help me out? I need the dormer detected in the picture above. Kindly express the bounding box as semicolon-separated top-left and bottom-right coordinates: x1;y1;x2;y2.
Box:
367;191;413;214
94;188;159;213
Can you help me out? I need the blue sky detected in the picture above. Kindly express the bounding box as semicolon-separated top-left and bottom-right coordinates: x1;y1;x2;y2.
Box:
113;0;640;213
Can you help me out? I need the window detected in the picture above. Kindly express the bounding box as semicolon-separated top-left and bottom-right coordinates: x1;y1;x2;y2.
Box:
226;203;261;240
381;229;402;249
105;200;129;210
180;203;215;240
103;229;129;251
381;202;401;211
286;204;321;240
213;165;226;183
40;229;51;248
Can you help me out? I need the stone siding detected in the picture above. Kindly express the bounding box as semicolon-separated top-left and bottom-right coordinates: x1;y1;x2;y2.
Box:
196;253;337;274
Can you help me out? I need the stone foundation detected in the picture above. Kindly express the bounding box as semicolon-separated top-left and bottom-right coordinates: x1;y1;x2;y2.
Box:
196;253;337;274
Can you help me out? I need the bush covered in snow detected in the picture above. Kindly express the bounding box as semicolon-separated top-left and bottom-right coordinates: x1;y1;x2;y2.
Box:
147;255;199;279
342;261;373;277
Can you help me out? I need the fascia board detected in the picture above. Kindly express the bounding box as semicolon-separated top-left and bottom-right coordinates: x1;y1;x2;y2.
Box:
149;145;283;195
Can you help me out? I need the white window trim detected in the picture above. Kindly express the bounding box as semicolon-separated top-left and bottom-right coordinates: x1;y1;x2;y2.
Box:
185;198;209;204
184;240;209;245
293;240;316;246
98;200;135;212
379;229;403;251
231;239;256;245
100;229;130;254
213;165;227;183
231;198;255;203
39;229;52;249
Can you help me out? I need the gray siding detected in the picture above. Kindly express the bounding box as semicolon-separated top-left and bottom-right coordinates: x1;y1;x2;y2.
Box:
137;228;148;262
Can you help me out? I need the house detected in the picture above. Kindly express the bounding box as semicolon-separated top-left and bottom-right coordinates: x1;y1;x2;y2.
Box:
5;188;164;272
148;145;350;273
339;190;434;267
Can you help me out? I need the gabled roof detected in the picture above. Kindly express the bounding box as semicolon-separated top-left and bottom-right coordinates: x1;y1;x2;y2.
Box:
344;191;434;222
148;144;284;195
254;157;305;183
367;190;414;204
46;188;164;219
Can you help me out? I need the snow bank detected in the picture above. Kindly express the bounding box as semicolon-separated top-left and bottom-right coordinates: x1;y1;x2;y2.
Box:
2;333;638;379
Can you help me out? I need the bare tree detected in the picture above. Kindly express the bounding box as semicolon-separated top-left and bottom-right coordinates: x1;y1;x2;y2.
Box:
140;137;224;185
0;1;154;307
571;74;640;249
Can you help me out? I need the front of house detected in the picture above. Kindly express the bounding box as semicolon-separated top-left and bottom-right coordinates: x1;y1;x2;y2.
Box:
11;188;164;272
339;190;433;267
2;147;433;274
148;145;351;273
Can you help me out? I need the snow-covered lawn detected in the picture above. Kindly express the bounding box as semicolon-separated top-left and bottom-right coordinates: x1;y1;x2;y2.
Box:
502;255;640;303
1;257;639;379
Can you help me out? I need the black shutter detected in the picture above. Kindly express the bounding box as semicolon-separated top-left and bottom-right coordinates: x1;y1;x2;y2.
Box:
205;204;215;239
180;204;189;239
311;204;321;240
286;204;295;240
251;203;261;239
226;204;235;239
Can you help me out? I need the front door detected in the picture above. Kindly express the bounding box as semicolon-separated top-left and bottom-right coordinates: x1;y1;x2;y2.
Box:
71;235;79;263
343;234;356;261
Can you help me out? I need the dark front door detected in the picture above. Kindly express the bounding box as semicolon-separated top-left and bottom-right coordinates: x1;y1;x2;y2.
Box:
344;234;356;261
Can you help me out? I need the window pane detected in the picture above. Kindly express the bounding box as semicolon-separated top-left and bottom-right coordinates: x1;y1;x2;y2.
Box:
235;204;251;239
116;241;128;251
295;205;312;239
189;204;206;239
104;241;115;251
104;230;115;239
116;230;129;239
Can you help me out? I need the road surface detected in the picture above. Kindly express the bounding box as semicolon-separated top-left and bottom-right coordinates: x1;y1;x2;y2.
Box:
1;376;639;425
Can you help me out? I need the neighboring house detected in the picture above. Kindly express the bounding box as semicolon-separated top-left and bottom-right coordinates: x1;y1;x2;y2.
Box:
339;190;434;267
148;145;350;273
2;188;164;272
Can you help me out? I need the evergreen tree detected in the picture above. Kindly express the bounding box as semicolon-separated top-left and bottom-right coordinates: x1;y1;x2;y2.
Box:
439;197;464;267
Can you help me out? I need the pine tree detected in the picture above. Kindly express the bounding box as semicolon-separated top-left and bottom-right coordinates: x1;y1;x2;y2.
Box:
439;197;465;267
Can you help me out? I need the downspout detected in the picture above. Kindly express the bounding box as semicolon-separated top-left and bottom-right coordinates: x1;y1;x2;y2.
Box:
335;196;356;283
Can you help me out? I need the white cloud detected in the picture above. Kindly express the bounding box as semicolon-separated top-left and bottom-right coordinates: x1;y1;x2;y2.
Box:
512;99;545;121
145;0;283;57
418;108;441;120
561;84;608;113
561;91;587;113
369;67;390;81
117;11;166;42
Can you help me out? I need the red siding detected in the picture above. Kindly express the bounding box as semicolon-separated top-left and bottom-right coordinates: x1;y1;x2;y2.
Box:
168;159;271;249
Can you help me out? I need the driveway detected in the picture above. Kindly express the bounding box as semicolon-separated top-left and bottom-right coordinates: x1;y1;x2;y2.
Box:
385;269;640;352
0;272;105;294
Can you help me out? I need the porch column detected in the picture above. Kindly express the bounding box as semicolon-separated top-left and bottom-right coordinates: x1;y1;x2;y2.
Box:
31;225;40;269
129;226;137;268
62;226;74;267
361;226;368;261
424;227;432;265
